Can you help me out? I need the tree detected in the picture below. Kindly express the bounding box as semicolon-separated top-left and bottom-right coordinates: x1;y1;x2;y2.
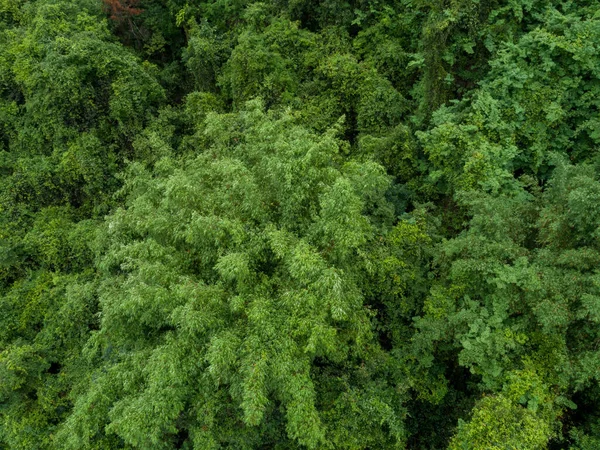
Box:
0;1;162;447
56;100;408;449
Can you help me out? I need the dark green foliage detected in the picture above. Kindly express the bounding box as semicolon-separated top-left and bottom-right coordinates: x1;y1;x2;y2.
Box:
2;0;600;448
0;0;162;447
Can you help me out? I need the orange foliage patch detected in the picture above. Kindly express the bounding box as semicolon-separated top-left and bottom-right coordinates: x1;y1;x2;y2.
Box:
102;0;143;22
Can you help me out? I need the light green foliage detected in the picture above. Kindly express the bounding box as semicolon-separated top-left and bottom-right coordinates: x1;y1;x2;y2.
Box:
449;395;550;450
56;101;406;448
449;368;558;449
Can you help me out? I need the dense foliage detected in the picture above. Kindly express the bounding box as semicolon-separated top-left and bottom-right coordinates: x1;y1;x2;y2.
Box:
1;0;600;448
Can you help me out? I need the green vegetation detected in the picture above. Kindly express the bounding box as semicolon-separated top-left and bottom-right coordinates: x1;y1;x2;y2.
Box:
1;0;600;448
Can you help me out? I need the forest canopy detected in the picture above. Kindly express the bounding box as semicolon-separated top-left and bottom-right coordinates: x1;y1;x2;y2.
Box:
1;0;600;448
